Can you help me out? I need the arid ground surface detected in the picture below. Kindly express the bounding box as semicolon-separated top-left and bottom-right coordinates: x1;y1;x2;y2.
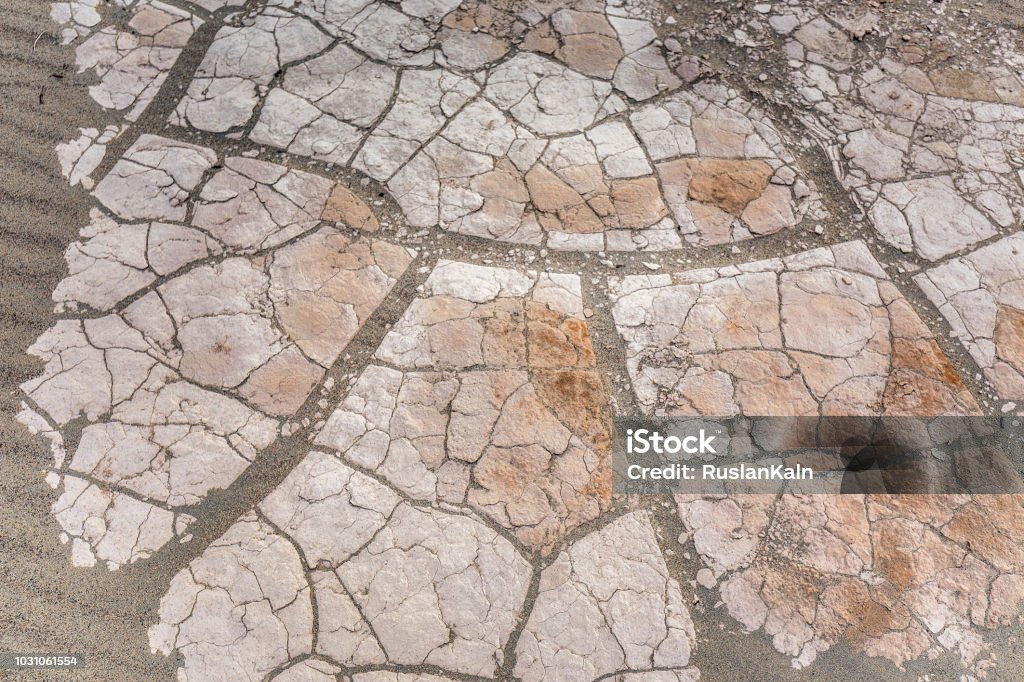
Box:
4;0;1024;679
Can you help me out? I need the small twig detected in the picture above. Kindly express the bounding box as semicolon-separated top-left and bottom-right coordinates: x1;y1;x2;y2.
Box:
33;31;45;51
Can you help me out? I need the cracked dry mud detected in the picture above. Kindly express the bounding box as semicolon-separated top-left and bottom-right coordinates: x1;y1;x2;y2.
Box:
12;0;1024;678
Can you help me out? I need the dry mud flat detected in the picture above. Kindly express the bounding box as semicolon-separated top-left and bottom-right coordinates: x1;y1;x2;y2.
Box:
4;0;1024;679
